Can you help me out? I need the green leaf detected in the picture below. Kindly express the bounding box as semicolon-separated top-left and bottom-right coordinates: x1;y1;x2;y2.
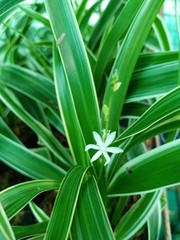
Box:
76;0;88;23
0;85;72;168
71;177;115;240
136;51;178;69
0;117;22;144
122;102;149;119
0;180;59;220
79;1;102;34
152;15;172;51
0;203;16;240
94;0;145;90
116;87;180;141
44;0;101;145
127;60;178;102
13;222;47;239
0;134;65;180
102;0;165;131
148;200;162;240
44;108;65;136
27;236;44;240
126;110;180;151
88;0;122;50
44;166;88;240
114;191;161;240
18;4;50;27
16;92;50;129
0;65;56;110
109;87;180;179
53;46;88;166
0;6;17;23
29;202;49;223
0;0;23;15
109;139;180;195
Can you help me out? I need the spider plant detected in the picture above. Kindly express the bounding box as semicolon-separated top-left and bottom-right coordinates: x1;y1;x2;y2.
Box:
0;0;180;239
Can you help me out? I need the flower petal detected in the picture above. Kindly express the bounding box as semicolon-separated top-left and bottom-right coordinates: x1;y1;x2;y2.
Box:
104;131;116;147
93;131;103;146
103;152;111;165
85;144;100;151
106;147;123;153
91;150;102;162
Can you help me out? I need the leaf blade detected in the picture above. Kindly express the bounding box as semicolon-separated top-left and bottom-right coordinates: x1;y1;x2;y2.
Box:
72;177;115;240
0;180;59;219
44;166;88;240
109;139;180;195
44;0;101;145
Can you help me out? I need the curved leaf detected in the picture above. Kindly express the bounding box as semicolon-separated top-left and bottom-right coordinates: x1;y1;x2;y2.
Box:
13;222;47;240
0;85;72;168
0;0;23;15
0;134;65;181
102;0;165;131
0;65;56;109
44;166;88;240
0;180;59;219
71;177;115;240
116;87;180;142
18;4;50;27
88;0;122;50
152;15;172;51
114;191;161;240
0;203;16;240
44;0;101;146
94;0;145;90
127;61;178;102
109;139;180;195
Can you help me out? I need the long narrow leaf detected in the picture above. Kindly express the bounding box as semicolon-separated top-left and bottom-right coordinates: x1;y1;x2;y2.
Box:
18;4;50;27
44;166;88;240
152;15;172;51
127;61;178;102
0;134;65;181
13;222;47;239
53;46;88;166
0;180;59;220
0;203;16;240
108;139;180;195
94;0;145;90
88;0;122;50
0;85;72;168
114;191;161;240
148;200;162;240
44;0;101;145
71;177;115;240
0;65;56;110
0;0;23;15
29;201;49;223
102;0;165;131
116;87;180;141
0;117;22;144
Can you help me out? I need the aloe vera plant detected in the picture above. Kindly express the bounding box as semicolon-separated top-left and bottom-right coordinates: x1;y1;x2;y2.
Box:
0;0;180;239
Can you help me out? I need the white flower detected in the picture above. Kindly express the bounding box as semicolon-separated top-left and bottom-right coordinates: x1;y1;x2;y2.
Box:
85;131;123;165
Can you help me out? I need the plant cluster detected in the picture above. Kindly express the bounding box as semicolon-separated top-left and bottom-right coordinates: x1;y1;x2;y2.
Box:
0;0;180;239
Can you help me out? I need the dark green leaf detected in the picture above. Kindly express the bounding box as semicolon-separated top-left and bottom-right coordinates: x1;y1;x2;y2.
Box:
0;134;65;181
109;139;180;195
0;180;59;219
44;166;88;240
72;177;115;240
